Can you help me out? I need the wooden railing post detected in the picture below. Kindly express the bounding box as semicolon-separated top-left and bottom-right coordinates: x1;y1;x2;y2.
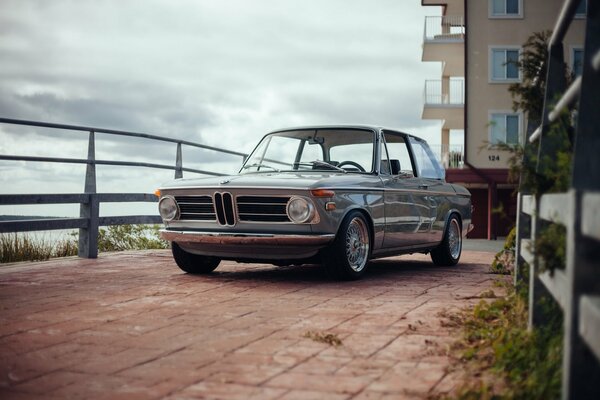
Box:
78;131;99;258
175;142;183;179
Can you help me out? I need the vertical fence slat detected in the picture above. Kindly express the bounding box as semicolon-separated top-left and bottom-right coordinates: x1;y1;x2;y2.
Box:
175;142;183;179
78;131;99;259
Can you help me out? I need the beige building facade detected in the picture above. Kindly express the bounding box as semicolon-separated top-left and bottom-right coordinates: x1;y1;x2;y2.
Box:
420;0;586;238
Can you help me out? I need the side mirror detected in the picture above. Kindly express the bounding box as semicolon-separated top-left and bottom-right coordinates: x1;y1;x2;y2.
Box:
390;159;401;175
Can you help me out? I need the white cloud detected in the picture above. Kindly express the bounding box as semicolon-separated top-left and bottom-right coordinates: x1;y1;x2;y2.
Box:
0;0;444;217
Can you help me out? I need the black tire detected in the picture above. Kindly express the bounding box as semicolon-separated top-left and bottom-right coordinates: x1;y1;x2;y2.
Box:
323;210;371;280
171;242;221;274
431;214;462;266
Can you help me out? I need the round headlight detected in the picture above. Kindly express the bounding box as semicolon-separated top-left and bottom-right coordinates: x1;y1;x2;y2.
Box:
286;197;315;223
158;196;179;221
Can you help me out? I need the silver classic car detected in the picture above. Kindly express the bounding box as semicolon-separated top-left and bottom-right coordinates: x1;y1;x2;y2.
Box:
157;126;472;279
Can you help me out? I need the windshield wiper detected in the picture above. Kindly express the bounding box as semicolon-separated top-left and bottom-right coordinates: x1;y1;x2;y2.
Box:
295;160;347;173
241;163;280;172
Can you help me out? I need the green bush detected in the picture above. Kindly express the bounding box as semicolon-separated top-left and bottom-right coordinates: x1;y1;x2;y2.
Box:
448;286;563;400
1;224;167;264
490;227;516;275
97;224;168;252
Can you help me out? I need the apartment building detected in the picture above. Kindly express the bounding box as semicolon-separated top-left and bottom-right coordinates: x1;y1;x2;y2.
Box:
420;0;586;239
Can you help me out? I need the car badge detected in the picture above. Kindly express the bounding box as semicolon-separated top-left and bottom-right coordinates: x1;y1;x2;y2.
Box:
220;179;230;185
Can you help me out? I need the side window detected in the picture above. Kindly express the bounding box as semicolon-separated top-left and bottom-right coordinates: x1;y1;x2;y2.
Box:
408;138;445;179
490;113;521;145
572;48;584;77
382;132;414;175
490;0;522;18
491;48;520;82
576;0;587;18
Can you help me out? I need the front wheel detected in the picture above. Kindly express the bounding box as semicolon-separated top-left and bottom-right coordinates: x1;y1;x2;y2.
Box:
323;211;371;280
430;215;462;266
171;242;221;274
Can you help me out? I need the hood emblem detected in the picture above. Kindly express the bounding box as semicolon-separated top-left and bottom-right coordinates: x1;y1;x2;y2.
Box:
220;179;230;185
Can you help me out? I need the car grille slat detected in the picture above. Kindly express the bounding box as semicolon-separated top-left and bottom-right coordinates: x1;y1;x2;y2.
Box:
237;196;291;223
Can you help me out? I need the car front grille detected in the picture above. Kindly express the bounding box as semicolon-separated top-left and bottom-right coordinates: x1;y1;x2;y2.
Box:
214;192;236;226
173;194;292;224
174;196;216;221
236;196;291;222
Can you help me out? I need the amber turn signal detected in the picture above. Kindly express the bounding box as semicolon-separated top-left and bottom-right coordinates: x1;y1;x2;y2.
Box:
310;189;335;197
154;189;162;197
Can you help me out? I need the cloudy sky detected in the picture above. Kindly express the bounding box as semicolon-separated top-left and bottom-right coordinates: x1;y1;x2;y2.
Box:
0;0;443;217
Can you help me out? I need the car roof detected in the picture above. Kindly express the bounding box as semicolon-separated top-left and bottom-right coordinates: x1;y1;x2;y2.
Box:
268;125;423;141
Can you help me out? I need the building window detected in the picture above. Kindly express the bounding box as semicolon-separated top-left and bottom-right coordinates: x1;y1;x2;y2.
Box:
490;113;521;145
490;48;520;81
576;0;587;17
490;0;522;18
572;48;584;77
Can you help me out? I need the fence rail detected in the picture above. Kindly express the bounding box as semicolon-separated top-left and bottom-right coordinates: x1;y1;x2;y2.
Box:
0;117;247;258
514;0;600;398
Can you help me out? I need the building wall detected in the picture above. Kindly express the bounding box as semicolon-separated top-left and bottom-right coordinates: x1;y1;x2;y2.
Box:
466;0;586;169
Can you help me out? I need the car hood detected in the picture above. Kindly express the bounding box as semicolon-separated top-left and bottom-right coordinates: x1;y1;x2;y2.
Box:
159;172;382;191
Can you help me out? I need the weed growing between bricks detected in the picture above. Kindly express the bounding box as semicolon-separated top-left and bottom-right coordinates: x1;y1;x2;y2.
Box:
302;331;343;347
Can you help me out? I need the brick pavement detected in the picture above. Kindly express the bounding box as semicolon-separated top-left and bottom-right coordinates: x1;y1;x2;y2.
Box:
0;249;500;399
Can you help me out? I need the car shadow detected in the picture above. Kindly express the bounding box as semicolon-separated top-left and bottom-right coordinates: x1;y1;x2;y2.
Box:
179;257;464;285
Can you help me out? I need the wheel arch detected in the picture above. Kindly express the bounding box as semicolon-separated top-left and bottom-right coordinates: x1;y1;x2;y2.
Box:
338;207;375;255
442;209;463;238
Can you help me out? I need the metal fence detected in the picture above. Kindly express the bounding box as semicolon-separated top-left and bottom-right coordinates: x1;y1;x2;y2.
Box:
0;117;248;258
429;144;464;169
423;15;465;42
423;79;465;105
514;1;600;398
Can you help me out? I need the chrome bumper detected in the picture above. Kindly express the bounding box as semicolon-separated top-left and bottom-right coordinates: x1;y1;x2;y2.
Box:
160;230;335;246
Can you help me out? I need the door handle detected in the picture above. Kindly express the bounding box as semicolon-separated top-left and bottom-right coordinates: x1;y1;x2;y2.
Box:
419;184;429;190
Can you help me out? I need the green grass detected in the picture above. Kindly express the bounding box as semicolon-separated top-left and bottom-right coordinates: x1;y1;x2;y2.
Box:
438;237;564;400
444;282;563;400
0;233;77;263
1;225;168;263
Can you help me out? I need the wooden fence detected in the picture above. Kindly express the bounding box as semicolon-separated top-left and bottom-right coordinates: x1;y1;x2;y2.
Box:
514;0;600;398
0;117;247;258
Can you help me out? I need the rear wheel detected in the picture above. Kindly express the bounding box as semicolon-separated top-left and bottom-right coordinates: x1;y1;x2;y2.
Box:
431;215;462;266
171;242;221;274
323;211;371;280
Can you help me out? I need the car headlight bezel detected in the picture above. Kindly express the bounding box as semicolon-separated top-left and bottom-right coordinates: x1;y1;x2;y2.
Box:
286;196;316;224
158;195;179;221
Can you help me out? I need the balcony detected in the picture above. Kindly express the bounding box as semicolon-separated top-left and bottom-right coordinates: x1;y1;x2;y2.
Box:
422;16;465;76
422;79;464;130
430;144;464;169
421;0;464;15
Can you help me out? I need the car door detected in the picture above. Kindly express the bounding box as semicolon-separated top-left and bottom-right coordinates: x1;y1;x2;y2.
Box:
380;132;429;248
407;137;454;244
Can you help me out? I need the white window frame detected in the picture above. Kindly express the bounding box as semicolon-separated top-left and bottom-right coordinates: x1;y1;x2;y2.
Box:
488;111;523;146
489;0;523;19
489;46;522;83
570;46;584;77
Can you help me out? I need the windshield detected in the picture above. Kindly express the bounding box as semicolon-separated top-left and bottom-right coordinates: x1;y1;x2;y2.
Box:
240;129;376;174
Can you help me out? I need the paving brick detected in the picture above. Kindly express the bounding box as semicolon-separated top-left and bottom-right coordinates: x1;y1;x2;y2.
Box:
0;249;496;398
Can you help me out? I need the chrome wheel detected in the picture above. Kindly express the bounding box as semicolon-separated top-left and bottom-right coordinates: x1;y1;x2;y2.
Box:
345;216;370;272
448;218;461;260
431;214;462;266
